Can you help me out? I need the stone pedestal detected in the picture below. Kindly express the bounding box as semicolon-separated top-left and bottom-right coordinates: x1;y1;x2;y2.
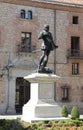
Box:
22;73;61;122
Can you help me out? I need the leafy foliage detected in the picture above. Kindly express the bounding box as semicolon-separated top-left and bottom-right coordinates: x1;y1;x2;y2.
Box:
61;105;68;117
0;118;83;130
71;106;80;120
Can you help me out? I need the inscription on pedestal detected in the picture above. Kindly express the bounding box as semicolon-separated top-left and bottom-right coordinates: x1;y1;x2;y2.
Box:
39;83;54;99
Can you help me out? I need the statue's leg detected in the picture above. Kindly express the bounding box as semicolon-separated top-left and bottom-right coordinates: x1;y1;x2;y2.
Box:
42;50;50;67
39;51;45;68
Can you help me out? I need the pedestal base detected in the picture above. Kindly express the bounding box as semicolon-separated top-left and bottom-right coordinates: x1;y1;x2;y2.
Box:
22;73;61;122
22;100;61;122
6;107;16;115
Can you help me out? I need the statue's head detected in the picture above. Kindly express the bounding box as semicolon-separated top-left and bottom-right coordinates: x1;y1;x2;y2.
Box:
44;24;49;32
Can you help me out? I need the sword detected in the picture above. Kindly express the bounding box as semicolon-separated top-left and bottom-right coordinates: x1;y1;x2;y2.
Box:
32;49;41;53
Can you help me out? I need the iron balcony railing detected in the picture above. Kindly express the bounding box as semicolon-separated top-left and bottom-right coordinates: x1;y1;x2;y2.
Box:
17;44;36;53
67;49;83;58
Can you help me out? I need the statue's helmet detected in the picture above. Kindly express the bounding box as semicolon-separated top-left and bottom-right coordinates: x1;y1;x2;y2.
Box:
44;24;49;31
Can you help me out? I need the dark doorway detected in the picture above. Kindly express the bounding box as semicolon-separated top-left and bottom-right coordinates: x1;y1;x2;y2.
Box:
15;77;30;113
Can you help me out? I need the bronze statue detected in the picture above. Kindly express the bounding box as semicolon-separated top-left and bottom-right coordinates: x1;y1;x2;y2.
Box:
38;25;58;73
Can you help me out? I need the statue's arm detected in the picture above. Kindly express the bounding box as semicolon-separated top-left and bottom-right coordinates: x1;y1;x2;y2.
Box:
38;31;43;39
50;33;58;49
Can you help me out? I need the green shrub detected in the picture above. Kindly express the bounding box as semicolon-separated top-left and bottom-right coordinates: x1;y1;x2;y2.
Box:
57;120;66;127
55;128;60;130
68;120;75;126
80;127;83;130
71;106;80;120
65;128;69;130
61;105;68;117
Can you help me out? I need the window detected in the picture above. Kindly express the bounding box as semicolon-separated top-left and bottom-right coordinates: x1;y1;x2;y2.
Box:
21;10;26;19
72;16;78;24
71;36;80;50
61;87;69;101
20;10;33;20
27;10;32;19
72;63;79;75
21;32;31;52
71;36;80;56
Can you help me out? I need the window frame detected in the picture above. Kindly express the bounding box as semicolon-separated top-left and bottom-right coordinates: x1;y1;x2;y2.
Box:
71;36;80;50
72;16;79;24
27;10;32;20
20;9;26;19
21;32;32;52
72;63;79;75
61;86;69;101
71;36;80;56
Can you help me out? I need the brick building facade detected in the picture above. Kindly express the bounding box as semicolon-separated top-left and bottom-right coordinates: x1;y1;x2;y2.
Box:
0;0;83;114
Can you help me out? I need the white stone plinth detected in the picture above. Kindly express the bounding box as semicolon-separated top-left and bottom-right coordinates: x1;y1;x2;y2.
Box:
22;73;61;122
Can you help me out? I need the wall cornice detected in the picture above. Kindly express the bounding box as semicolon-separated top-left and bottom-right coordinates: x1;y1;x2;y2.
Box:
0;0;83;12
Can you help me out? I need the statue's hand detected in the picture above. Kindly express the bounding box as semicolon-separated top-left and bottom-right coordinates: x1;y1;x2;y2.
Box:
55;45;58;48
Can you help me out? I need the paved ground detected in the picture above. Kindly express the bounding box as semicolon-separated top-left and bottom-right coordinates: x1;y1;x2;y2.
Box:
0;115;69;122
0;115;83;121
0;115;22;120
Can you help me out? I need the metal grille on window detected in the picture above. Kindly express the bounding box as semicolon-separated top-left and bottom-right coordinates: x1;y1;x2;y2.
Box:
72;63;79;75
61;87;69;101
21;32;31;52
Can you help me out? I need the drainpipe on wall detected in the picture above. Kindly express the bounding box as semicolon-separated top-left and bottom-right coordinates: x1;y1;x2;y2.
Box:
5;67;10;114
54;9;56;74
4;52;14;114
54;9;56;100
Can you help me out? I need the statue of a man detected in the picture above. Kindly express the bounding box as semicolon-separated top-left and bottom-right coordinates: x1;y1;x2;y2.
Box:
38;25;58;73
